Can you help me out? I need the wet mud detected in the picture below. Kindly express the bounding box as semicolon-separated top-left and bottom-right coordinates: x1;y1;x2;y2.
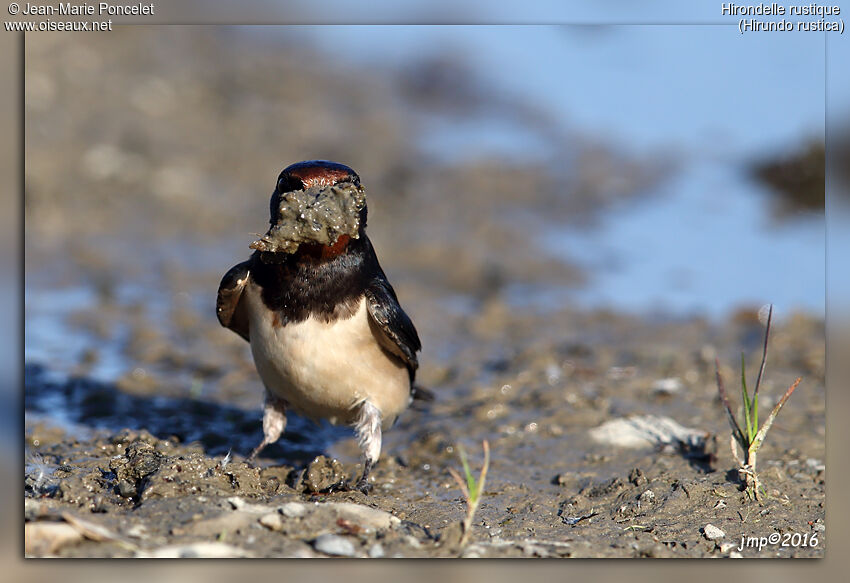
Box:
25;307;825;558
250;182;366;254
24;29;825;558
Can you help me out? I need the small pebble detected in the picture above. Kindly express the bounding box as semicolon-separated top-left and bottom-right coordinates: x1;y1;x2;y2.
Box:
279;502;307;518
628;468;647;486
639;489;655;504
125;524;149;539
522;542;547;557
258;513;284;532
313;533;356;557
651;377;683;396
806;458;825;472
291;546;316;558
368;543;385;558
703;524;725;540
462;544;486;558
117;479;137;498
553;473;574;486
227;497;246;510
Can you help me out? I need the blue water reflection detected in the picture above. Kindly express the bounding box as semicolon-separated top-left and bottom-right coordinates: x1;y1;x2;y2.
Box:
292;24;825;316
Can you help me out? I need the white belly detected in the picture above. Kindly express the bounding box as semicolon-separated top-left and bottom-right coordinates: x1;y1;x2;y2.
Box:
245;285;410;428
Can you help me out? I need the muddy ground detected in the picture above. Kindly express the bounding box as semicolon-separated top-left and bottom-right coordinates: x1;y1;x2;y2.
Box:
24;29;825;558
24;300;826;558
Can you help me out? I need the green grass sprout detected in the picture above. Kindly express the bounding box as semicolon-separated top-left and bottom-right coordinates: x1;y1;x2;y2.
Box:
448;440;490;547
715;304;802;500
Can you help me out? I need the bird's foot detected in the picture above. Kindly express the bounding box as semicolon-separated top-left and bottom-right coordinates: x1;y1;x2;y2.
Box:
244;444;265;468
340;474;373;494
346;458;374;494
354;477;373;495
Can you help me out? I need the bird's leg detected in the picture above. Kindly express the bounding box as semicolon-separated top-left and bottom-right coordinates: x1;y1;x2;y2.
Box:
353;400;382;493
247;393;287;463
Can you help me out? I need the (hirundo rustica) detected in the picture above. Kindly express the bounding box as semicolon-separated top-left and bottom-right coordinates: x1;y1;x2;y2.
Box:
216;160;423;493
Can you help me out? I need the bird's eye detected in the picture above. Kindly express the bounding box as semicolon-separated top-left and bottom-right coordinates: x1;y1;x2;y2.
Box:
277;175;305;193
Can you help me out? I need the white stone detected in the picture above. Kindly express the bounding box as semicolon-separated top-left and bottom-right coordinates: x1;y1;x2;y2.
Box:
703;524;725;540
368;543;385;558
279;502;308;518
589;415;706;450
139;542;252;558
125;524;149;539
258;512;284;531
330;502;401;530
651;377;684;395
227;497;246;510
25;522;83;555
313;534;357;557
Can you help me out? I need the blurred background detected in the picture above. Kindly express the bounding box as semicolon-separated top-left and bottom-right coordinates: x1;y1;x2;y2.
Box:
13;11;838;564
24;25;825;386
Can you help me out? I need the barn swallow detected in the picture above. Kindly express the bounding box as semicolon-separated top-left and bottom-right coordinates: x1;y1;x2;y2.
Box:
216;160;423;493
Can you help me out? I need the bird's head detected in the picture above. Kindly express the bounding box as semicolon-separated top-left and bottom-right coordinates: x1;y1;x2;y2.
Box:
250;160;367;256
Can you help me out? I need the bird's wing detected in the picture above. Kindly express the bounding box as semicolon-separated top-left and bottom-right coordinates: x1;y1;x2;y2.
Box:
216;260;251;342
365;277;421;380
